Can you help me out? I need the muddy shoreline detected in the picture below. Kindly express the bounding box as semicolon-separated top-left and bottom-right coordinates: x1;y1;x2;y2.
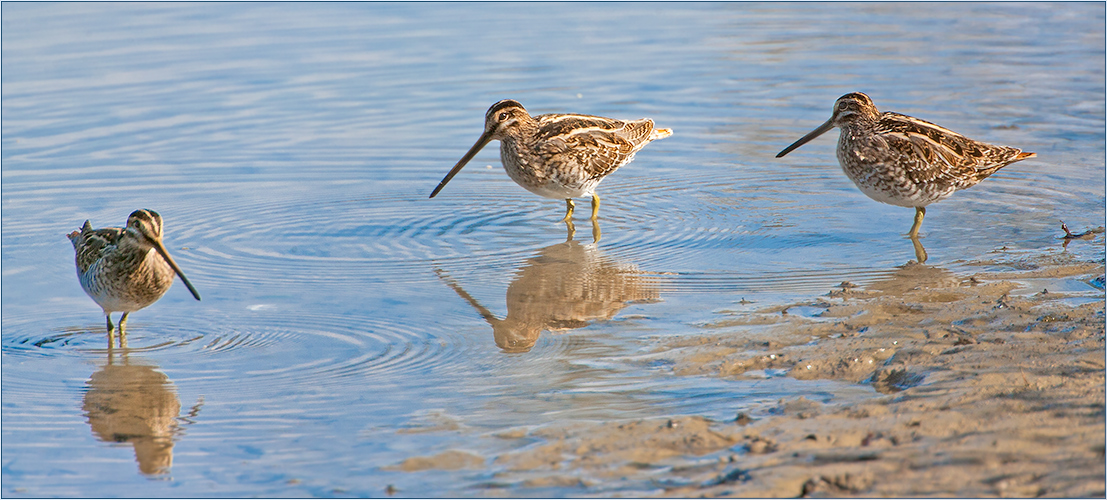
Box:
390;242;1105;497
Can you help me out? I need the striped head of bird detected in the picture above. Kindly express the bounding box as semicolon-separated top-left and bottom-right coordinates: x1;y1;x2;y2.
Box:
777;92;881;158
429;99;534;199
122;209;201;301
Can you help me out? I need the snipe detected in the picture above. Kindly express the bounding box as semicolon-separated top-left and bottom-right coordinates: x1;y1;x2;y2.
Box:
430;99;672;226
777;92;1034;238
68;209;201;337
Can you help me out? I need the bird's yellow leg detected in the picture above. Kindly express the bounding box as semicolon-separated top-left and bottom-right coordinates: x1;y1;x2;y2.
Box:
118;312;129;348
908;207;926;238
590;193;600;221
106;314;116;349
564;219;576;241
562;199;575;223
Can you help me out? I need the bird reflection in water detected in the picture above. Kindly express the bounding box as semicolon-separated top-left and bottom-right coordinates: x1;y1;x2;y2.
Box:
910;234;928;264
864;260;961;297
82;347;202;476
436;239;661;352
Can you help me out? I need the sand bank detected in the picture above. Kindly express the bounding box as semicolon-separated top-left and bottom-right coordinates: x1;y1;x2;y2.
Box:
394;243;1105;497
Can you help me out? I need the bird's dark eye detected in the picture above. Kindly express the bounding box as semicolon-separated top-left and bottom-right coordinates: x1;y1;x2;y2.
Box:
498;111;509;121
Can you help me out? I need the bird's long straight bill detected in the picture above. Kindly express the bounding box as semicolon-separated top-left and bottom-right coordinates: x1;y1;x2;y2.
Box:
153;241;202;301
776;119;835;158
429;130;494;198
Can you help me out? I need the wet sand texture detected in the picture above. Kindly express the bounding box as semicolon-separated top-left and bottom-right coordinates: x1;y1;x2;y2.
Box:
393;250;1105;497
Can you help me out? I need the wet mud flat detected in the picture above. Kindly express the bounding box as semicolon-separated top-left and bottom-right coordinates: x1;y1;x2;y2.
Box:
393;243;1105;497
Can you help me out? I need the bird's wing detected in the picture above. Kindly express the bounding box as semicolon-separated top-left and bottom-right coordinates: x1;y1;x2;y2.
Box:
536;114;649;179
876;112;1023;187
73;223;124;273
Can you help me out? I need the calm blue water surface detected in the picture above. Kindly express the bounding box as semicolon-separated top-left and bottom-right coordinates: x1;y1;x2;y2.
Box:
3;2;1104;497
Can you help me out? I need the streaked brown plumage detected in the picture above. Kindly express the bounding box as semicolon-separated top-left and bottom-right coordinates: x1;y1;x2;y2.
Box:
430;99;672;224
776;92;1035;237
67;209;201;336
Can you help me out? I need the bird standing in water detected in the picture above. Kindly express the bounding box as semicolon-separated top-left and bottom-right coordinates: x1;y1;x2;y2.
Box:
430;99;672;232
776;92;1034;238
68;209;201;339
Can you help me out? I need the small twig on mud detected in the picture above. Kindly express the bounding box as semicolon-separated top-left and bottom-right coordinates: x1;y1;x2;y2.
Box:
1060;220;1104;239
1061;220;1077;238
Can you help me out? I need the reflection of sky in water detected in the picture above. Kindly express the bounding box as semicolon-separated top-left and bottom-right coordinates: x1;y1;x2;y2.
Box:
2;2;1103;496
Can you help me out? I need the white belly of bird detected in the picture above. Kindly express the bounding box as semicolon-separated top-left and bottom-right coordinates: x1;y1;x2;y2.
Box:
513;175;599;200
840;159;955;209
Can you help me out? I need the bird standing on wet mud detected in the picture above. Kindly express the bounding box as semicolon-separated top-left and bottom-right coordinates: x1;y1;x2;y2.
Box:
68;209;201;338
776;92;1035;238
430;99;672;229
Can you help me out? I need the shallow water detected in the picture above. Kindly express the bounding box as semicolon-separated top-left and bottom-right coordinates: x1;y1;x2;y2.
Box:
2;2;1104;497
